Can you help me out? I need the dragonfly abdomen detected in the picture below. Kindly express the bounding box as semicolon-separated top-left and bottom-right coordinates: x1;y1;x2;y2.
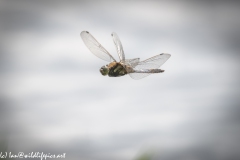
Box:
133;69;164;73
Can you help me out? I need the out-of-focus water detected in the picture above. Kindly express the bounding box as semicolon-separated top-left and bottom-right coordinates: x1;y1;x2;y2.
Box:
0;1;240;160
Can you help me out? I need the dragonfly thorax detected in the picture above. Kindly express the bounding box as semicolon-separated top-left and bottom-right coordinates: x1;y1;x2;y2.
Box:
100;62;127;77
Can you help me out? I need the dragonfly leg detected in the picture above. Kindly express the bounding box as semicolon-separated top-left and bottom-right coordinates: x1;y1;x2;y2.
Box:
119;69;127;75
114;65;122;72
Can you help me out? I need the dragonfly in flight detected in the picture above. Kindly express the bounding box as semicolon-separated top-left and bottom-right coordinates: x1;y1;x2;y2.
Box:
80;31;171;80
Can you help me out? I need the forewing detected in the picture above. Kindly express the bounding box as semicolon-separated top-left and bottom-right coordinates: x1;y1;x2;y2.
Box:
80;31;116;62
111;32;125;62
129;53;171;80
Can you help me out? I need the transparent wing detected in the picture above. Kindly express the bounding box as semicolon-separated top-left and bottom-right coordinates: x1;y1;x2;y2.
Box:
135;53;171;69
111;32;125;62
129;73;151;80
124;58;140;68
80;31;116;62
129;53;171;80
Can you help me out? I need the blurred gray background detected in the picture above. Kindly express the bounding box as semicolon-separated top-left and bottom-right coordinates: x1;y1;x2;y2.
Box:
1;1;240;160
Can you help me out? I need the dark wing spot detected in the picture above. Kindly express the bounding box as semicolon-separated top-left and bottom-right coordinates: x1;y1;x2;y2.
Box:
86;31;89;33
111;33;113;36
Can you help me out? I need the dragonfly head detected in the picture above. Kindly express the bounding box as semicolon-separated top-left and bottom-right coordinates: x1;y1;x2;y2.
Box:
100;65;109;76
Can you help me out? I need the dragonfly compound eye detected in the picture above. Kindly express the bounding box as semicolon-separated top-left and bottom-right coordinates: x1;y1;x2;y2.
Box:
100;66;109;76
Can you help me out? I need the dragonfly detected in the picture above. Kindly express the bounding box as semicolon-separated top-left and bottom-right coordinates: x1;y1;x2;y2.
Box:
80;31;171;80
